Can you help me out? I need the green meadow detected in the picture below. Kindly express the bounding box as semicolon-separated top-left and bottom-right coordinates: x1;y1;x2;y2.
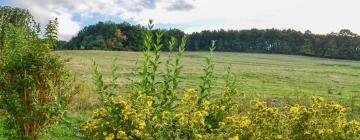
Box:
58;50;360;105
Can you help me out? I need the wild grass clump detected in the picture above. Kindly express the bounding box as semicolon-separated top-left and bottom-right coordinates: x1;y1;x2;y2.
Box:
80;21;360;139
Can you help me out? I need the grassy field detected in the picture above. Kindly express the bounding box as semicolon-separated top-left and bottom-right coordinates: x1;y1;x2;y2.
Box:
58;50;360;101
3;50;360;139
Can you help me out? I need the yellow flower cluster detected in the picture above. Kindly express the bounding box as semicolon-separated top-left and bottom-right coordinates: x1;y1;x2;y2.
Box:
81;88;360;139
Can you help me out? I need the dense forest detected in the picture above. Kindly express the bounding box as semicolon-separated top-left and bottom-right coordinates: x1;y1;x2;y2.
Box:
59;22;360;60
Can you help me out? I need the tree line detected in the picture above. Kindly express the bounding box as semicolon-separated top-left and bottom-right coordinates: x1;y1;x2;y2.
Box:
59;22;360;60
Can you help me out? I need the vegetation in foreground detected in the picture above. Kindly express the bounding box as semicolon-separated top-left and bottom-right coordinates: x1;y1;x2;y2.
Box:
80;22;360;139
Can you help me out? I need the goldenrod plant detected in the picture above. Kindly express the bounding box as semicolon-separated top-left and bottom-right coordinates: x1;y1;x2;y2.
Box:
81;20;360;139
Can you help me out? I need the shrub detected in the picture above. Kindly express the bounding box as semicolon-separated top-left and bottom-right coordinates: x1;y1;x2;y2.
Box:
81;21;360;139
0;7;74;139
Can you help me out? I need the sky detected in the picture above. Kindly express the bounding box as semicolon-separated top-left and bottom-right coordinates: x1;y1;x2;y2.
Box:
1;0;360;41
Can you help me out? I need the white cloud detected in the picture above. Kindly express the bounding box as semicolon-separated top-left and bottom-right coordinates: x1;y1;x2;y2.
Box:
166;0;195;11
10;0;195;40
146;0;360;35
56;13;81;41
9;0;360;40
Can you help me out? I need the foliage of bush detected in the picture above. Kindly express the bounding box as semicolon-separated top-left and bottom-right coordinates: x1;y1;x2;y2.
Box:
81;21;360;139
0;7;76;139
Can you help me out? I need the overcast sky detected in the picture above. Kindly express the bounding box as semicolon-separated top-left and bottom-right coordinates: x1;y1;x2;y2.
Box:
1;0;360;40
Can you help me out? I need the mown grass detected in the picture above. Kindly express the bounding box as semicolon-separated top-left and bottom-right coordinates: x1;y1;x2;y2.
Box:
2;50;360;139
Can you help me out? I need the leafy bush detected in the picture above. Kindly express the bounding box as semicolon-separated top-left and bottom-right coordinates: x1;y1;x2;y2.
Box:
0;7;75;139
81;21;360;139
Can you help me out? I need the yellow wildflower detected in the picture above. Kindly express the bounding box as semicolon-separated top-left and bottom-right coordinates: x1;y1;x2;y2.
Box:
154;123;163;129
138;120;146;129
219;122;225;127
186;88;196;93
117;130;127;138
175;113;186;126
146;96;153;106
202;100;210;110
229;136;239;140
105;133;114;140
317;128;324;135
162;111;170;121
220;105;226;111
143;109;150;115
195;134;203;139
290;106;300;113
240;119;251;128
